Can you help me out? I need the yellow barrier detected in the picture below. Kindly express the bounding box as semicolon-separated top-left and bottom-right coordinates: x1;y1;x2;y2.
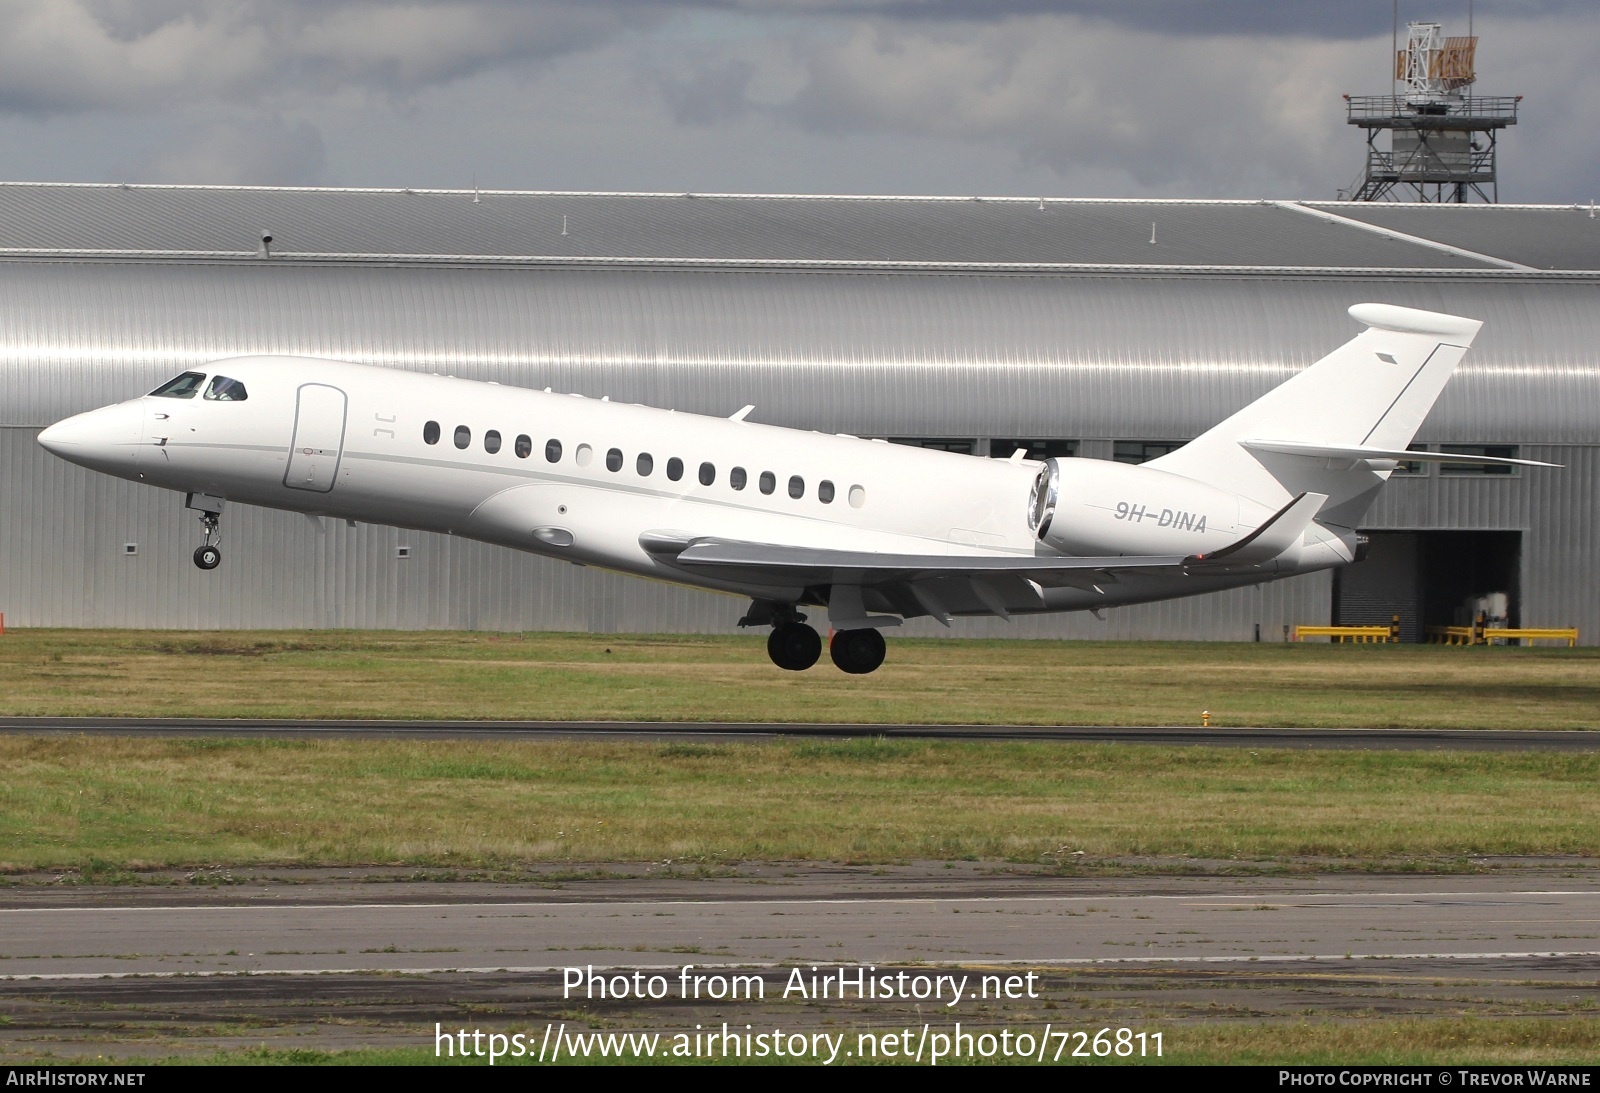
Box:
1427;625;1579;647
1292;625;1395;643
1486;628;1579;648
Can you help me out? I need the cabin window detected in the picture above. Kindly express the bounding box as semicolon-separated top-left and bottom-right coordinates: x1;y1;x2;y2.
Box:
203;376;248;402
699;462;716;486
484;430;502;454
545;438;562;463
730;467;748;490
818;480;835;504
637;453;654;476
667;457;684;482
575;443;594;467
514;434;532;459
606;447;623;472
454;425;471;449
423;421;441;445
848;485;866;508
758;471;776;495
149;372;206;399
788;475;805;499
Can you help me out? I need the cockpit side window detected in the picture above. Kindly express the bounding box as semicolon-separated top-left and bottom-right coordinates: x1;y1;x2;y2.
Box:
150;372;207;399
203;375;248;402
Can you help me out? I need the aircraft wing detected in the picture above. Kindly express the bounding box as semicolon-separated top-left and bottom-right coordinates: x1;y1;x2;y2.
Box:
644;488;1326;625
660;538;1186;588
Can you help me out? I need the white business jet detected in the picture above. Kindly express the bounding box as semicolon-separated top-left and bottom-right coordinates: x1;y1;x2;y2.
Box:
36;303;1550;674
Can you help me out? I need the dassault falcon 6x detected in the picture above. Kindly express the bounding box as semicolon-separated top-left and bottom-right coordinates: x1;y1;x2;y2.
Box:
37;303;1551;674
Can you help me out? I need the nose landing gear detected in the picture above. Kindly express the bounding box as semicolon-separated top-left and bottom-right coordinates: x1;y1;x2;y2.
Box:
186;492;225;571
193;512;221;570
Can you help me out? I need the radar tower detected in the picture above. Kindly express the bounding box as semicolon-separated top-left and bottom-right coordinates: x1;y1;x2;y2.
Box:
1343;21;1519;202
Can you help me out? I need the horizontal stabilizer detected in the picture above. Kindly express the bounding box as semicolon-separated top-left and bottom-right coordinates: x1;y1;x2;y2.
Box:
1185;491;1327;567
1242;439;1559;469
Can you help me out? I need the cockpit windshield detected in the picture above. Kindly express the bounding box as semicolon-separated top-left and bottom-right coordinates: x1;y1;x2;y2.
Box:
204;375;248;401
149;372;206;399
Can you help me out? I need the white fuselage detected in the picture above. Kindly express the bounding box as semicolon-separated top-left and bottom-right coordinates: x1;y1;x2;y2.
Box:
38;354;1353;618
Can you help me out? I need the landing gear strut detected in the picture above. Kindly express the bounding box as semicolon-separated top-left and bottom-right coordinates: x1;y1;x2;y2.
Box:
187;493;225;570
829;628;886;675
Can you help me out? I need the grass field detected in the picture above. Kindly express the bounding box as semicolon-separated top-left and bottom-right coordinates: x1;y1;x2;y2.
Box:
2;628;1599;728
2;734;1596;871
2;629;1597;872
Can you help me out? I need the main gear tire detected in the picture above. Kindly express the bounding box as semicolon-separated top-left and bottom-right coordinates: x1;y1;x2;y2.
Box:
767;622;822;671
829;627;886;675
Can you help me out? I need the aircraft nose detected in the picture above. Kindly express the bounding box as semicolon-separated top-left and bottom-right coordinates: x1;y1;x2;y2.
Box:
37;400;145;471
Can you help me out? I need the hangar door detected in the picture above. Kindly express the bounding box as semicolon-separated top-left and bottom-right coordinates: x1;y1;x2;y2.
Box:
1332;531;1521;643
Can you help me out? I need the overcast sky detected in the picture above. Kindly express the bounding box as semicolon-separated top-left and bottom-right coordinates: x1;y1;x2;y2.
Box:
0;1;1592;202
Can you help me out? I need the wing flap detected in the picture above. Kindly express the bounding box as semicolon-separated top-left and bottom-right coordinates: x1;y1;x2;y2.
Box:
666;538;1185;587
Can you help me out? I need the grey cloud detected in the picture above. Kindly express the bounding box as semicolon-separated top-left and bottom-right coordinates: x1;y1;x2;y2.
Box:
767;9;1598;200
655;55;758;126
132;114;328;186
780;17;1373;195
690;0;1593;39
0;1;663;116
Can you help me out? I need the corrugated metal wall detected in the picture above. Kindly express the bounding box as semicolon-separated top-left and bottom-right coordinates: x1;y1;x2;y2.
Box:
1;258;1595;639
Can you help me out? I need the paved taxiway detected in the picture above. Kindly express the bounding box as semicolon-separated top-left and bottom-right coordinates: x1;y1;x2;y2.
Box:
5;872;1598;979
4;717;1598;750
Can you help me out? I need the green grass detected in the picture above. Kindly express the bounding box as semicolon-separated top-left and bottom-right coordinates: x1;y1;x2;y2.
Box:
2;735;1596;871
2;629;1599;729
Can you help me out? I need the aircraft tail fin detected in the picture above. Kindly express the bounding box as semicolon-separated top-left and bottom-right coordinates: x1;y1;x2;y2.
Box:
1144;303;1483;520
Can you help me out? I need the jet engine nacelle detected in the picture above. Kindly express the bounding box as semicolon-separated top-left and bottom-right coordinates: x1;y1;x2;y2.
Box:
1029;457;1279;558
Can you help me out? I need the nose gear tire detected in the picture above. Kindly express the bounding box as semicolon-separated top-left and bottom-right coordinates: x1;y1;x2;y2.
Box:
193;545;221;570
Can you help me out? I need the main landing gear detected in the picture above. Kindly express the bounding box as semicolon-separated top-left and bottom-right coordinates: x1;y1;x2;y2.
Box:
829;627;886;675
745;601;890;675
767;621;821;671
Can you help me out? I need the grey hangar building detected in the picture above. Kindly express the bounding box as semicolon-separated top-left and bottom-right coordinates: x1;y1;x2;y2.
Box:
1;182;1596;644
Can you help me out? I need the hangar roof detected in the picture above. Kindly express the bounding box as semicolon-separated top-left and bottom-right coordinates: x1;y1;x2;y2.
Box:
0;181;1596;273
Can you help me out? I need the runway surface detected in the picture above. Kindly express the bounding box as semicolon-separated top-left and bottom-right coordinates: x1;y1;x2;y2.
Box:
5;867;1598;1060
5;871;1599;979
3;716;1598;750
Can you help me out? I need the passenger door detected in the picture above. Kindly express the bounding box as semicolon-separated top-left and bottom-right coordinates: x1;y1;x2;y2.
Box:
284;384;348;492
